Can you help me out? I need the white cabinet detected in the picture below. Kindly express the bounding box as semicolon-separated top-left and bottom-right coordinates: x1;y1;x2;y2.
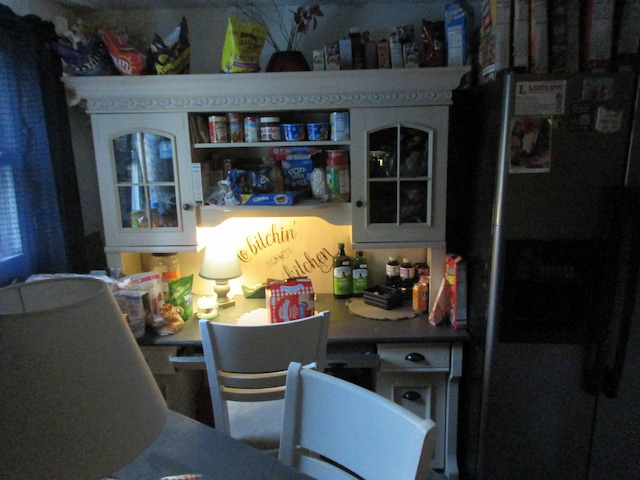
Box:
351;106;449;246
91;112;197;251
65;68;466;249
376;342;463;479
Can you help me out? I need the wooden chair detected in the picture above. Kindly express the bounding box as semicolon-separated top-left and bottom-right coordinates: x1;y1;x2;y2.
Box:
279;361;437;480
199;311;330;451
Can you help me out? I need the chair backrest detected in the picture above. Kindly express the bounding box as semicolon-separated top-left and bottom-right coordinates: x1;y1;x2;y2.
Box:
280;362;437;480
199;311;330;435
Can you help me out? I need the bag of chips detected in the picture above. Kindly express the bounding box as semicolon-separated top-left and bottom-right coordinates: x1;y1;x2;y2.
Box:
221;16;268;73
102;28;147;75
149;16;191;75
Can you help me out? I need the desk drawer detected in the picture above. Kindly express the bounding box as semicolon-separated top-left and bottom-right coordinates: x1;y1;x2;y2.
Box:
378;343;450;372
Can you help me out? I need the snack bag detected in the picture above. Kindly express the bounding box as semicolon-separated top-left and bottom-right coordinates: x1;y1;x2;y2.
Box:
221;16;268;73
52;19;114;76
149;16;191;75
168;274;193;320
102;28;147;75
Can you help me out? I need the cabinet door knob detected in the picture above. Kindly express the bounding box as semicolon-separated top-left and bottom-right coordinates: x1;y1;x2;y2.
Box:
355;200;363;208
405;352;425;362
182;203;191;211
402;391;422;401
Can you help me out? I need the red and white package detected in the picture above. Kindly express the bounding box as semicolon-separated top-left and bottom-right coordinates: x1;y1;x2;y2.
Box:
266;278;315;323
102;28;147;75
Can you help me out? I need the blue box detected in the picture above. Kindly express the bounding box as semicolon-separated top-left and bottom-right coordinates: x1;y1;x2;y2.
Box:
445;0;474;67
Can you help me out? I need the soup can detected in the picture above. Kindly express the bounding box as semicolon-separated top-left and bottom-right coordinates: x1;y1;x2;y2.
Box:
330;112;350;141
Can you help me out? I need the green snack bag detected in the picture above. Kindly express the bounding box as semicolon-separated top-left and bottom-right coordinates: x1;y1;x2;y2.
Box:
168;274;193;320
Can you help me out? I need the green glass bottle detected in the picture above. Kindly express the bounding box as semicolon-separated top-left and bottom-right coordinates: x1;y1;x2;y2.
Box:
333;242;352;299
352;250;368;297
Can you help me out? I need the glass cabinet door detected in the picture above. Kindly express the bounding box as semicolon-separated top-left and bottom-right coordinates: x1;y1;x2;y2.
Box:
351;106;448;245
368;124;433;226
113;131;179;231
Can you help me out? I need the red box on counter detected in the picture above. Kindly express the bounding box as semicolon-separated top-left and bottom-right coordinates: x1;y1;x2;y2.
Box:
445;254;467;329
266;277;315;323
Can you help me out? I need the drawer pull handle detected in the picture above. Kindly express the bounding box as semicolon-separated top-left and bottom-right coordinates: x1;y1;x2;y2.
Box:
405;352;425;362
402;391;422;401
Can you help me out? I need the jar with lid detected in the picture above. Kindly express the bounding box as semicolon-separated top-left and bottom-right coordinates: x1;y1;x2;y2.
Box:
326;150;350;202
151;253;181;299
260;116;282;141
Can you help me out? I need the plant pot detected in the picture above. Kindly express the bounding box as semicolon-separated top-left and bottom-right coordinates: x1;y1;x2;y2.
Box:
266;51;311;72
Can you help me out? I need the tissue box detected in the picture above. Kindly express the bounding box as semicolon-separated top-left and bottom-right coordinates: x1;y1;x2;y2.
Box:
266;278;315;323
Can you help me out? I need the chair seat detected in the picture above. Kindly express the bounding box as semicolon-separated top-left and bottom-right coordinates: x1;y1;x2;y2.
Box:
228;399;284;450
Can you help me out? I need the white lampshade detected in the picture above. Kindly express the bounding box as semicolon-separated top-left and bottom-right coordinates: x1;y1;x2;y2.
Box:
199;242;243;281
0;277;168;479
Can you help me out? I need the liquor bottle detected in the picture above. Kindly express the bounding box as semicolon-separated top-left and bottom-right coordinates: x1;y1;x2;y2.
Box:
352;250;368;297
333;243;352;298
385;256;400;288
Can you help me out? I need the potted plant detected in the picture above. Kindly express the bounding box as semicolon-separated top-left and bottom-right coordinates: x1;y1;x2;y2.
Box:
230;1;324;72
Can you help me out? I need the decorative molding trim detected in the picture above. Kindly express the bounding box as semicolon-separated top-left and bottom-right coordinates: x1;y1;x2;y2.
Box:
64;68;469;114
85;90;453;112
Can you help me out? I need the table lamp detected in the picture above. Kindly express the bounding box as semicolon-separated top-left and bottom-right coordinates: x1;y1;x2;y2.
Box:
199;242;242;308
0;277;168;479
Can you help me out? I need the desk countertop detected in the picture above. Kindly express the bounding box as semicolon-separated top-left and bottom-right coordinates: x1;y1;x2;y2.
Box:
137;294;469;348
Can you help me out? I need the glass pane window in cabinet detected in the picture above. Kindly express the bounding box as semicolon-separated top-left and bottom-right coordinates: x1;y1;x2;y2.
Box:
367;124;433;226
369;182;397;224
112;132;178;230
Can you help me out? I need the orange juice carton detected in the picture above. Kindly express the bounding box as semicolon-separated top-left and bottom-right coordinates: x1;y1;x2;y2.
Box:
445;253;467;329
266;277;315;323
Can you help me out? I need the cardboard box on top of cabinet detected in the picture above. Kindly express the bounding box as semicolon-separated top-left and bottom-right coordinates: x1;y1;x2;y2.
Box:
266;278;315;323
445;254;467;329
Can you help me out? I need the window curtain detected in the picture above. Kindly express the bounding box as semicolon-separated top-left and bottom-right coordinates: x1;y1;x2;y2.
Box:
0;5;86;287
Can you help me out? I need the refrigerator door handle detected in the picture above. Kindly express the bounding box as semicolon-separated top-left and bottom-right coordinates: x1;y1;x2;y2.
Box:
602;188;640;398
584;187;640;397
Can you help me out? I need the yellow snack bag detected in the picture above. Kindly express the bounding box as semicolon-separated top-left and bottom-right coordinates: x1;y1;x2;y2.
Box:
221;16;268;73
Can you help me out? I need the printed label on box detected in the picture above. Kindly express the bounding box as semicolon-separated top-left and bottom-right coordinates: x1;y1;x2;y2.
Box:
266;278;315;323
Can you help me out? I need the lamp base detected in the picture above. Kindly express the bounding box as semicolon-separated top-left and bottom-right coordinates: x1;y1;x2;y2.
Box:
218;297;235;309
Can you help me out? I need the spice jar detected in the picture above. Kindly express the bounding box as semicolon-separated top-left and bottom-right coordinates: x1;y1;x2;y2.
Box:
260;116;281;141
326;150;350;202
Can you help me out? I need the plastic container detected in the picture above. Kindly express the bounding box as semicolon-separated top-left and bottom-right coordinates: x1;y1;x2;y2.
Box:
282;123;306;141
326;150;350;202
151;253;181;298
260;116;281;141
307;123;329;141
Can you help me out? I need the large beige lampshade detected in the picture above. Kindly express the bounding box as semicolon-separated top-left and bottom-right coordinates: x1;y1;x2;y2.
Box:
0;277;168;479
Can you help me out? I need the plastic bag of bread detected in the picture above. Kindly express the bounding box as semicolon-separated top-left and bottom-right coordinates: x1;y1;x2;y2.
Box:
149;16;191;75
221;16;268;73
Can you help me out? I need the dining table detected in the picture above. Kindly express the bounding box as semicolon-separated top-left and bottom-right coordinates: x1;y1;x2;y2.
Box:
111;410;314;480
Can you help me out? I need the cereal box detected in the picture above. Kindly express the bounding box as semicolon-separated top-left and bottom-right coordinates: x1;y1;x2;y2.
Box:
445;254;467;329
266;278;315;323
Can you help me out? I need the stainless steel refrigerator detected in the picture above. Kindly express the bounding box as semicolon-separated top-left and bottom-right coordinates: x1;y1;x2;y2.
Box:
448;71;640;479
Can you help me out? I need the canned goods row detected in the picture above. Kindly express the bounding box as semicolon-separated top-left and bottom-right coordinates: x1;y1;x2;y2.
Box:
207;111;350;143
